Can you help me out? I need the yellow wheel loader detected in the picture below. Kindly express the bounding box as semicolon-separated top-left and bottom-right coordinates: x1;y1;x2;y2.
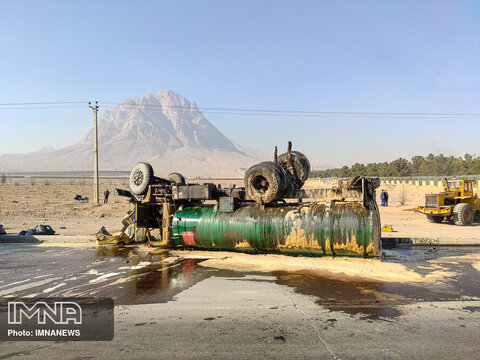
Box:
418;179;480;225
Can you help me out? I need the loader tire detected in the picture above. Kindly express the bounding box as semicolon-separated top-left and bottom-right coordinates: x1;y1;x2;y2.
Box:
166;172;185;185
244;161;286;204
453;203;474;226
427;215;443;223
129;162;154;196
277;151;311;187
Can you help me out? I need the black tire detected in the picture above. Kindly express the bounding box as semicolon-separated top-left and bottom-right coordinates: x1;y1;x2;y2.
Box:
244;161;286;204
453;203;474;226
166;172;186;185
427;215;444;223
277;151;310;187
129;162;154;196
282;171;297;198
291;151;311;180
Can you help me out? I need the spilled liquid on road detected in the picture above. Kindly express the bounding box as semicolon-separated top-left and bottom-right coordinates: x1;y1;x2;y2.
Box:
1;244;478;319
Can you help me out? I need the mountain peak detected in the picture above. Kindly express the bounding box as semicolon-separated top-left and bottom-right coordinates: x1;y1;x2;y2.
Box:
88;90;239;153
0;90;261;176
39;145;55;153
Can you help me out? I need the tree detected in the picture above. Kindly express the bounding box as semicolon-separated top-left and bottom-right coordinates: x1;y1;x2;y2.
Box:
390;158;412;177
411;156;425;176
309;154;480;178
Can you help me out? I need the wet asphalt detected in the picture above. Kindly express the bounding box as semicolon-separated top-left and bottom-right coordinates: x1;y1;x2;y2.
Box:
0;244;479;359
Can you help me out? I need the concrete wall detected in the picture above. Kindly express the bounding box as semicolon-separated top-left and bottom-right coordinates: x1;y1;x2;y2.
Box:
379;176;480;188
311;176;480;189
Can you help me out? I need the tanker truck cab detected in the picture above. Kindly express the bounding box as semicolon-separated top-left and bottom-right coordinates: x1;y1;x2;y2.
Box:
418;178;480;225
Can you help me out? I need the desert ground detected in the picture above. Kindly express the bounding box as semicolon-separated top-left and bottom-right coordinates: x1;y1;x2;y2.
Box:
0;177;132;236
0;177;478;240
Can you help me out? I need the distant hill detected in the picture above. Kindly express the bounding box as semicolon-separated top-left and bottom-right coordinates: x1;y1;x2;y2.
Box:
0;90;263;177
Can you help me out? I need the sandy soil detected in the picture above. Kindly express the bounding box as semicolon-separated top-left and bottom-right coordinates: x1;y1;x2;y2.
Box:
0;178;478;239
0;178;131;235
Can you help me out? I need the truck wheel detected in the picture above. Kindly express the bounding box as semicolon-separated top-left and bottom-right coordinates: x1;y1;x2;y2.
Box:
166;172;185;185
291;151;311;181
244;161;286;204
129;162;154;195
453;203;474;226
427;215;443;223
277;151;310;187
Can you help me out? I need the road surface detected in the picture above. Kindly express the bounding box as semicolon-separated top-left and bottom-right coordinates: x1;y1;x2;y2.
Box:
0;244;479;359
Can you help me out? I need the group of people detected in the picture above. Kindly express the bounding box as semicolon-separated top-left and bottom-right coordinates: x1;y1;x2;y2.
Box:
380;189;389;206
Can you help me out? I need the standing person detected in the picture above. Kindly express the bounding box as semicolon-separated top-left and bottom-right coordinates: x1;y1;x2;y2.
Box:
384;190;389;207
104;189;110;204
380;189;385;206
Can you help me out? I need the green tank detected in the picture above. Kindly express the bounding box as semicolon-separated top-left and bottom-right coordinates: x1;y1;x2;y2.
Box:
172;201;380;257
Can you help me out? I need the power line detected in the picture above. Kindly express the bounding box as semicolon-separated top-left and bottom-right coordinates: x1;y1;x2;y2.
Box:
1;100;480;118
0;105;87;110
100;101;480;117
0;101;87;105
100;105;480;118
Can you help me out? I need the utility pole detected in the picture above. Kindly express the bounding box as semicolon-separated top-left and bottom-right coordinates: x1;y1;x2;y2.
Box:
89;101;99;204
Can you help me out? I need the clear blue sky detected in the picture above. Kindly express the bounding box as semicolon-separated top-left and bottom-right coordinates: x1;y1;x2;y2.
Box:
1;0;479;168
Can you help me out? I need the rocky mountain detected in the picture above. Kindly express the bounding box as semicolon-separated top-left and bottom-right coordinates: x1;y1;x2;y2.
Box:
0;91;262;177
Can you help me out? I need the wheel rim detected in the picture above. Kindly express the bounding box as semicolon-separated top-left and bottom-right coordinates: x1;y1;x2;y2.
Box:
133;170;144;186
252;175;269;193
465;210;472;222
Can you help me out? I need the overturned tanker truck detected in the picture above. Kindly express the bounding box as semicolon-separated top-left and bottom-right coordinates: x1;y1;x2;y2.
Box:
110;142;381;257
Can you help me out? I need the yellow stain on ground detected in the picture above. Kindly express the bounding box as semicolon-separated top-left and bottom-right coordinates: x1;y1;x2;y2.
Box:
187;251;430;283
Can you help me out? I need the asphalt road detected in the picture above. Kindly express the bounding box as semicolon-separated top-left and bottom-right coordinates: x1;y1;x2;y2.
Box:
0;244;479;359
